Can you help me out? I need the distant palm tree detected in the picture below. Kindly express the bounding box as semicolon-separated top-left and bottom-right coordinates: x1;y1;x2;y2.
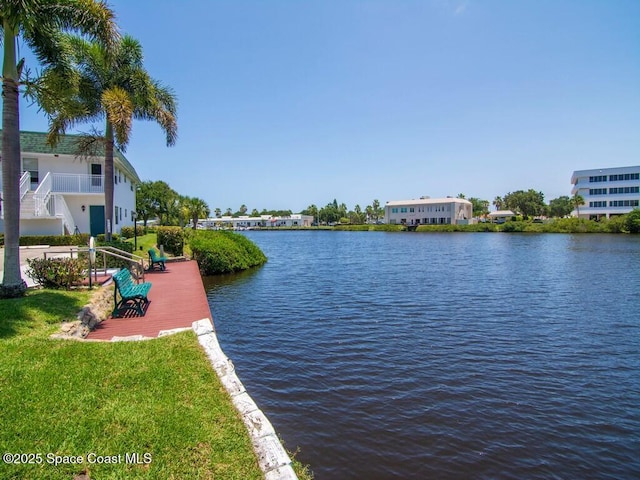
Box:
571;193;585;217
493;196;504;211
186;197;210;230
1;0;118;297
39;34;177;241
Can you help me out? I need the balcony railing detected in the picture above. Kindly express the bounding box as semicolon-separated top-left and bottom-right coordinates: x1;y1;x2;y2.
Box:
50;173;104;194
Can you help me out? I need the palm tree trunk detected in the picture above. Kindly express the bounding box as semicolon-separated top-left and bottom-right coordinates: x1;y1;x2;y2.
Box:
104;121;115;242
1;26;27;296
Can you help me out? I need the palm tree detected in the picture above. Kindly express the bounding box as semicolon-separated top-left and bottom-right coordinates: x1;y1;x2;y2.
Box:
493;196;504;211
571;193;585;218
39;34;177;241
185;197;210;230
0;1;117;298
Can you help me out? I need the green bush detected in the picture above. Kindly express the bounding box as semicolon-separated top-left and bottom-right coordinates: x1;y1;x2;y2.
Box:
96;233;120;242
189;231;267;275
333;224;370;231
77;239;135;270
18;234;89;246
26;257;86;289
625;209;640;233
119;225;145;238
157;226;185;256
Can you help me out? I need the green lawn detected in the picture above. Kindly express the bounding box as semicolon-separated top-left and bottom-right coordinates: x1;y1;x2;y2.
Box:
0;289;264;479
125;233;159;257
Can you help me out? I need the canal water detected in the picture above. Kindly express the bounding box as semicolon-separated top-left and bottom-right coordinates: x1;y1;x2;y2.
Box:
202;231;640;479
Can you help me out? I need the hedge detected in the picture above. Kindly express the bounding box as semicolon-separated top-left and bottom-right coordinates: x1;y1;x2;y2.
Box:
14;234;90;247
189;231;267;275
156;226;185;256
119;225;146;238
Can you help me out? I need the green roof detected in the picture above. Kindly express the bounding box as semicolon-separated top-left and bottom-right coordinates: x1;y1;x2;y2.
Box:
0;130;141;183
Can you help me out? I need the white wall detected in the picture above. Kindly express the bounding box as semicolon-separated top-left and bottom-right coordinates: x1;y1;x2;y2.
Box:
20;218;64;236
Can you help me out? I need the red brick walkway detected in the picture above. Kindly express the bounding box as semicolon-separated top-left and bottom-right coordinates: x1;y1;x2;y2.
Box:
87;261;212;340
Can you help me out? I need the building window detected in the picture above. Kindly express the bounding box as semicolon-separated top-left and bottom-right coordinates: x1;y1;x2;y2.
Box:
609;187;639;194
589;188;607;195
589;201;607;208
589;175;607;182
400;207;408;213
115;206;119;225
409;207;414;213
610;173;640;181
610;200;640;207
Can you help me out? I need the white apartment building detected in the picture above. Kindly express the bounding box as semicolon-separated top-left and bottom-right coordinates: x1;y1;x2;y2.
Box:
0;131;139;236
384;197;473;226
571;166;640;219
200;214;314;229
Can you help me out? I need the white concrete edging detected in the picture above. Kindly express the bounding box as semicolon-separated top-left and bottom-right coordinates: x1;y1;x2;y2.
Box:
192;319;298;480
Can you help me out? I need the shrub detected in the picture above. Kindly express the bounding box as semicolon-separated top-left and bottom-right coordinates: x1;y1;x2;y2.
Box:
500;221;526;232
157;226;185;256
333;225;370;231
189;231;267;275
26;257;86;289
119;225;145;238
96;233;120;242
19;234;89;246
77;239;135;270
625;209;640;234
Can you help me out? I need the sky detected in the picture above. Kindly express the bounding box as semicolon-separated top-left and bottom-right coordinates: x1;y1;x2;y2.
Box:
14;0;640;213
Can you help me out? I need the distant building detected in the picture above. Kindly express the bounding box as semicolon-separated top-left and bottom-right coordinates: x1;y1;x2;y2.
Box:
199;214;314;229
488;210;516;223
571;166;640;219
384;197;473;226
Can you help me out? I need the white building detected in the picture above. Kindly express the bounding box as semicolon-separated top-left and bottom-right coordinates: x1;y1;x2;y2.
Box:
571;166;640;219
0;130;139;236
488;210;516;223
384;197;473;226
200;214;314;229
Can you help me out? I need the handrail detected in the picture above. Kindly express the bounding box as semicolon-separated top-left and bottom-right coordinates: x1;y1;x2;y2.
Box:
43;245;147;283
33;171;52;216
19;170;30;199
53;194;76;235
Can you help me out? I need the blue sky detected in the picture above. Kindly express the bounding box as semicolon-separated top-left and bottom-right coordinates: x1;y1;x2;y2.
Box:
16;0;640;213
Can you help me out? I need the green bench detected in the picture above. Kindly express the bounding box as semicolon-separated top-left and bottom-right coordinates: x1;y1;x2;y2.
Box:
148;248;167;271
112;268;152;317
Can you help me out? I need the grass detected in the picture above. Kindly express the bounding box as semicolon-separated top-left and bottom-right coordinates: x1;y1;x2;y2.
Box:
0;289;268;479
124;233;159;257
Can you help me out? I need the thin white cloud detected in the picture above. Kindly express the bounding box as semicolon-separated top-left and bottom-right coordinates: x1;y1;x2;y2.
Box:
454;1;468;16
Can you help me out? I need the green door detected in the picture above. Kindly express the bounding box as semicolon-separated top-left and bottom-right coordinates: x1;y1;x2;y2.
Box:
90;206;105;237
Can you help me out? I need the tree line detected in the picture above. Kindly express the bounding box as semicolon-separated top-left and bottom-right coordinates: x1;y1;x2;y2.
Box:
134;188;585;229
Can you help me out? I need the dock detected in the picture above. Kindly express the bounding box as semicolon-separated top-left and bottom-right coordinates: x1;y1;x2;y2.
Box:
87;260;212;340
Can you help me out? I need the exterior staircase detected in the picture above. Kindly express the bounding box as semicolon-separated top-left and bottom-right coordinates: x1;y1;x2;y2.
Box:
19;191;37;218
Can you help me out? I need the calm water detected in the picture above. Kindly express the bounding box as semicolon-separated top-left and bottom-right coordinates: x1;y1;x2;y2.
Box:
202;232;640;479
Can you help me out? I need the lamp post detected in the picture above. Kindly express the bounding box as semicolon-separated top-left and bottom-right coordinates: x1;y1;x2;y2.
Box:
132;211;138;251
